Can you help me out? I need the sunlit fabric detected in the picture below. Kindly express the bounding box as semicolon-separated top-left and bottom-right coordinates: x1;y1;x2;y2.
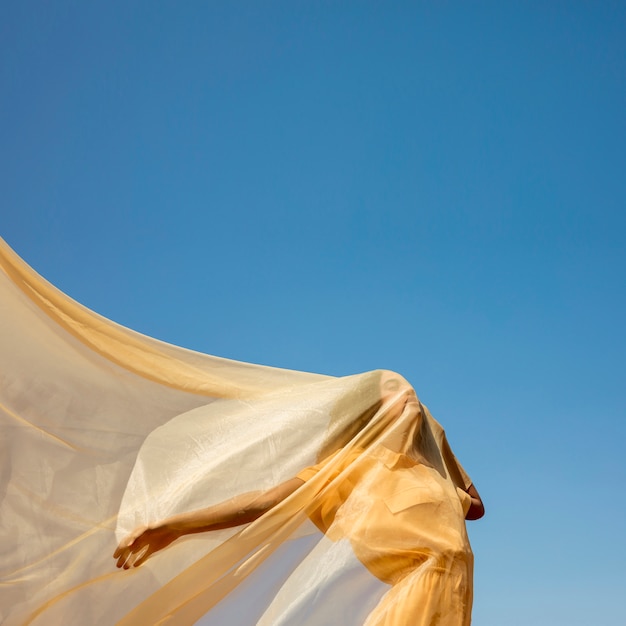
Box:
0;237;474;625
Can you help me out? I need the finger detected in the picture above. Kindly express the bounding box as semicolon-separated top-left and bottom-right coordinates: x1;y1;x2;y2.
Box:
132;545;153;568
116;548;131;569
113;544;125;559
122;548;138;570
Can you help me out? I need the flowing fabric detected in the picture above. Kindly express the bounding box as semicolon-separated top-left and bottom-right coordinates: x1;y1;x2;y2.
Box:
0;237;474;625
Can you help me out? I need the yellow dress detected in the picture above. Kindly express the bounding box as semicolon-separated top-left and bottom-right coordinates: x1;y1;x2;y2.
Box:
298;446;474;626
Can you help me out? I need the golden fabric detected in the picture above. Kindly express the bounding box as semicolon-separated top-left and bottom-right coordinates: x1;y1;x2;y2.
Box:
0;236;475;625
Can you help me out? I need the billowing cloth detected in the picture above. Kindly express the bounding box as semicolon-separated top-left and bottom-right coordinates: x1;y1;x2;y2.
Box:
0;237;474;625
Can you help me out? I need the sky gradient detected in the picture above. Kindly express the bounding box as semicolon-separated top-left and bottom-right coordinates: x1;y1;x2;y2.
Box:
2;3;625;624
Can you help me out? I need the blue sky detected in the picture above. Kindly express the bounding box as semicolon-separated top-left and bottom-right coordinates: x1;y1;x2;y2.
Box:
2;3;625;624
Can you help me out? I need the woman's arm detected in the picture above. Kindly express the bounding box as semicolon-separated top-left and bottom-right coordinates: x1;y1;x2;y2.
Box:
464;483;485;520
114;477;304;569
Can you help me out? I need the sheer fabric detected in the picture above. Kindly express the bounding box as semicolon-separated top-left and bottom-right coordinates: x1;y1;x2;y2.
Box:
0;237;474;625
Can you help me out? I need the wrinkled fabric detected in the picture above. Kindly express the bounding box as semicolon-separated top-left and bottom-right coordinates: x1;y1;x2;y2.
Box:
0;237;474;625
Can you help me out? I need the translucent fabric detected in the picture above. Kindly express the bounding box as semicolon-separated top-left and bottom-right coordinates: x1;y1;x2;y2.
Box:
0;237;474;625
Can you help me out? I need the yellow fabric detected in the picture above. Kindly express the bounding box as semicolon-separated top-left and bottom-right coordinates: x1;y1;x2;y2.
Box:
0;236;475;626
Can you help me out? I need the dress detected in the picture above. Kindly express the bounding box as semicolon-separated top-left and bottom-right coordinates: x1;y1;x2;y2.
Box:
297;446;474;626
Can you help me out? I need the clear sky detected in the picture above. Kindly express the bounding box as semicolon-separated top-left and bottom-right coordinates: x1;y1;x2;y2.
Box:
2;3;625;624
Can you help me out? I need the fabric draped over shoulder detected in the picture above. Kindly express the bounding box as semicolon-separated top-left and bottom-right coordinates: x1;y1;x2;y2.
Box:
0;237;474;626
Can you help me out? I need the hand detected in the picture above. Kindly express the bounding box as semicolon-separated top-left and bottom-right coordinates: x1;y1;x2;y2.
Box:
113;523;180;569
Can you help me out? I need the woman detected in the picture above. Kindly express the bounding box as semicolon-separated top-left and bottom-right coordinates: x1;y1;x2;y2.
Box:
114;370;484;625
1;239;482;625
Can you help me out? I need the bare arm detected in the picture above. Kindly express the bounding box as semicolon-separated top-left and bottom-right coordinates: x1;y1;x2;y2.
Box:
114;477;304;569
464;483;485;520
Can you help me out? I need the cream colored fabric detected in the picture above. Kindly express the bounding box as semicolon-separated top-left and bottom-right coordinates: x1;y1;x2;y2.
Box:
0;237;474;625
